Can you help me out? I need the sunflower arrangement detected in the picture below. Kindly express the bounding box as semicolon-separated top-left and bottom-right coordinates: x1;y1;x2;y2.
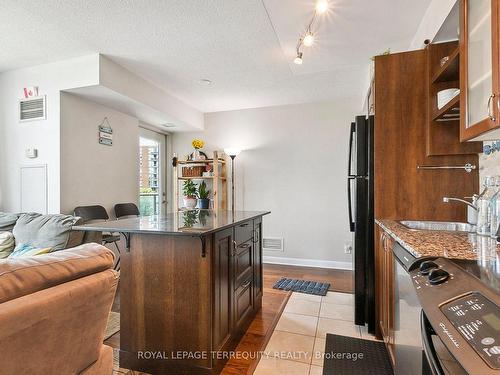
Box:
192;139;205;150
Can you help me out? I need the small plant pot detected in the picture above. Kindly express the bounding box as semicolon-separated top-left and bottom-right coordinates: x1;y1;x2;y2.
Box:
183;196;198;209
198;198;210;209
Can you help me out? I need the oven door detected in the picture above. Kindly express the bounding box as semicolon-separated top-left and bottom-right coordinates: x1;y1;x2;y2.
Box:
420;311;468;375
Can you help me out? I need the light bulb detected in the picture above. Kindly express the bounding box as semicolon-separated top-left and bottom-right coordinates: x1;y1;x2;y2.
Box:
224;148;241;157
303;33;315;47
315;0;329;14
293;52;303;65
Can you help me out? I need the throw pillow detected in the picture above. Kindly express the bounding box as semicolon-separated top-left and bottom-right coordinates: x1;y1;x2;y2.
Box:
0;231;15;258
12;213;79;252
0;212;20;232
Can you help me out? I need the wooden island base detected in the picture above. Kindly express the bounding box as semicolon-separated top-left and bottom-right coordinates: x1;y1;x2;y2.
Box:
113;214;265;374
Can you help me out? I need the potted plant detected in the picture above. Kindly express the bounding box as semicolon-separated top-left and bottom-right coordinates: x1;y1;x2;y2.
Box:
182;180;198;209
197;181;211;209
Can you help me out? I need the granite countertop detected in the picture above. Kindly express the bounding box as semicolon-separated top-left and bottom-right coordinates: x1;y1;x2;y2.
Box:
73;210;270;236
376;219;500;261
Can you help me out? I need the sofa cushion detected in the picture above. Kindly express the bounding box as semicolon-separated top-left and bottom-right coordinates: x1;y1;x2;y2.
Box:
0;243;115;304
0;212;20;232
12;213;79;252
0;232;15;258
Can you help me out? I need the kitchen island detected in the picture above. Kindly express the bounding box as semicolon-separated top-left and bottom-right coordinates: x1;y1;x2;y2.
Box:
74;210;270;375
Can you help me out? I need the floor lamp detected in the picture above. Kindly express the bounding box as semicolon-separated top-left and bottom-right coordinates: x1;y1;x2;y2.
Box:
224;148;241;212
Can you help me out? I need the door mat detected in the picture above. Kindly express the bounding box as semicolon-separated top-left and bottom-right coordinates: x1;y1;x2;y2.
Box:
272;278;330;296
323;334;393;375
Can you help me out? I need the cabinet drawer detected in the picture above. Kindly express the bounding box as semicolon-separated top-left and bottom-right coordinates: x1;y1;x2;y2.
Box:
235;277;253;328
235;221;253;245
234;240;253;289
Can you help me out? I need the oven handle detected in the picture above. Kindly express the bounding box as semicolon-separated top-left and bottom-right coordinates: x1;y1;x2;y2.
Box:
421;310;445;375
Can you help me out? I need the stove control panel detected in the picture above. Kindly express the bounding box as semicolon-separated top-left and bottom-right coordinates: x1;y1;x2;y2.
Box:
441;292;500;369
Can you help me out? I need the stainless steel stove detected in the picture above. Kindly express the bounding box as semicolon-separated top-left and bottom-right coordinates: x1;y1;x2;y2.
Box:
409;253;500;375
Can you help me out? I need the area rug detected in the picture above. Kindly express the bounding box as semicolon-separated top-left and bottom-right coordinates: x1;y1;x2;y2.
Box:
323;334;393;374
273;278;330;296
105;312;120;341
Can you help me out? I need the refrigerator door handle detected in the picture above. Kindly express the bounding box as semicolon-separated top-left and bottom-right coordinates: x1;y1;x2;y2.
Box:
348;177;355;232
348;122;355;177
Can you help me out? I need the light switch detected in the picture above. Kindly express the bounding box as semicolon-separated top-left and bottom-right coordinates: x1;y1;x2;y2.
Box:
26;148;38;159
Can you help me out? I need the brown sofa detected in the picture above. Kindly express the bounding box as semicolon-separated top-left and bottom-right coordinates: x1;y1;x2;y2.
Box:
0;243;118;375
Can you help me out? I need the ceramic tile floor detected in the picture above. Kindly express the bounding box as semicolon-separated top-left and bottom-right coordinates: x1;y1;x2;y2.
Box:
254;291;380;375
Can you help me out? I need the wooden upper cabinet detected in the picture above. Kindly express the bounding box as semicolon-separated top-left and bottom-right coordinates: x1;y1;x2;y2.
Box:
460;0;500;141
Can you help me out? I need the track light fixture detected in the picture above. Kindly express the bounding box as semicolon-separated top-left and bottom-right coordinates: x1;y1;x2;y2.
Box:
303;32;315;47
294;51;303;65
293;0;329;65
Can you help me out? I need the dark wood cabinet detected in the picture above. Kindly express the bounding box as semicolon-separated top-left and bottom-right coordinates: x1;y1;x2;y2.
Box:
119;217;265;375
213;228;233;351
374;49;478;222
253;217;263;309
375;225;395;367
233;239;253;290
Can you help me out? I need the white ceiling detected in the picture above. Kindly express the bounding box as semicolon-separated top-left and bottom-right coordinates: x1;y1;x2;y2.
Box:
0;0;432;113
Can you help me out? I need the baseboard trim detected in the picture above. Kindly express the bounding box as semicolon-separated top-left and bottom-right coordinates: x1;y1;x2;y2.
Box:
263;255;353;270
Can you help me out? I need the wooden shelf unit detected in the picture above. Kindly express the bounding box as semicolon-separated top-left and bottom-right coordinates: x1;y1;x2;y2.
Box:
432;46;459;83
432;95;460;121
173;151;228;211
426;41;482;156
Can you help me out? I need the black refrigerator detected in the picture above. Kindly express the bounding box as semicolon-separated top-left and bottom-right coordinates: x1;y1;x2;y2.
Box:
347;115;375;333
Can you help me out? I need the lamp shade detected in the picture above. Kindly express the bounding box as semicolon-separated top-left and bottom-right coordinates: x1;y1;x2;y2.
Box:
224;148;241;157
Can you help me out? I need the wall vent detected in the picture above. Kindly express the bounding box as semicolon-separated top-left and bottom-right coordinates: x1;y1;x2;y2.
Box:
263;237;284;252
19;96;46;122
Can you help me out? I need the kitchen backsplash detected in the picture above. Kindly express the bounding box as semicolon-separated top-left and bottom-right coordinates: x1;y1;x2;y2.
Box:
479;142;500;183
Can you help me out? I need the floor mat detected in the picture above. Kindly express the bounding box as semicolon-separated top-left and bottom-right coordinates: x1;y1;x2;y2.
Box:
323;334;393;374
273;278;330;296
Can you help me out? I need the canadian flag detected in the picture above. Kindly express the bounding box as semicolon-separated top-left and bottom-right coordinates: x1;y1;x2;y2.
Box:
23;86;38;98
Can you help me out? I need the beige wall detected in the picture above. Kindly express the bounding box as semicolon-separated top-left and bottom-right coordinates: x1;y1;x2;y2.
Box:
171;100;359;268
60;92;139;217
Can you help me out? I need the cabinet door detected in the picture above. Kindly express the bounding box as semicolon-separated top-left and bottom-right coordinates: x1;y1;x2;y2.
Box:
213;228;233;350
234;240;253;290
379;232;389;339
385;237;395;367
460;0;500;140
234;277;254;331
253;218;263;308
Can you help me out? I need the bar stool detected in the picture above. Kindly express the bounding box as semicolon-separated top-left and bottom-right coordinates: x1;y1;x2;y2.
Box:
74;205;121;271
114;203;140;219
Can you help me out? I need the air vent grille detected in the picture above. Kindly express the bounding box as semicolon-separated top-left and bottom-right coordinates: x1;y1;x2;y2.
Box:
263;237;284;251
19;96;46;122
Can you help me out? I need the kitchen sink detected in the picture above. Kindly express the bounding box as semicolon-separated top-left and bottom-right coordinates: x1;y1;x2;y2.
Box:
398;220;476;233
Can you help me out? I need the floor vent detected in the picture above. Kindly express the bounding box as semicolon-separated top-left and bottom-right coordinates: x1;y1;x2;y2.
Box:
263;237;284;251
19;96;46;122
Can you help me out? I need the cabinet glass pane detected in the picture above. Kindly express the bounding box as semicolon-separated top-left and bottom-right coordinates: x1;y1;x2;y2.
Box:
467;0;493;127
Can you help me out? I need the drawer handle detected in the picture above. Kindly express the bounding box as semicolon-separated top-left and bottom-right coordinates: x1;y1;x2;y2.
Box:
238;243;251;249
241;280;251;289
232;241;237;256
239;223;250;227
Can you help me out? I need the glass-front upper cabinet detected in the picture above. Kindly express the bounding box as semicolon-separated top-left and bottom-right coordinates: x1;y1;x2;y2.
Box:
460;0;500;140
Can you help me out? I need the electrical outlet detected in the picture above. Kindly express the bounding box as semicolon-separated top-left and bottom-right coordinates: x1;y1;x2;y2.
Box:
344;242;352;254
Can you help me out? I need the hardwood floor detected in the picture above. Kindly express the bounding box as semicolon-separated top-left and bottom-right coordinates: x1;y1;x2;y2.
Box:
105;264;353;374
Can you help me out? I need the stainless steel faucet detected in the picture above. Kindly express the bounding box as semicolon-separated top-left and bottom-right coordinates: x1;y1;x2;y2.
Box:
442;195;478;225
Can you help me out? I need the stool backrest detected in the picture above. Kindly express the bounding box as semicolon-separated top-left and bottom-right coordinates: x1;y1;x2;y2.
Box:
74;205;109;223
114;203;140;219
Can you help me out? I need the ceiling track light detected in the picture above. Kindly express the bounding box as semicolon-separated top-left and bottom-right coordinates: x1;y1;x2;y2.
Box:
293;0;329;65
294;51;303;65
